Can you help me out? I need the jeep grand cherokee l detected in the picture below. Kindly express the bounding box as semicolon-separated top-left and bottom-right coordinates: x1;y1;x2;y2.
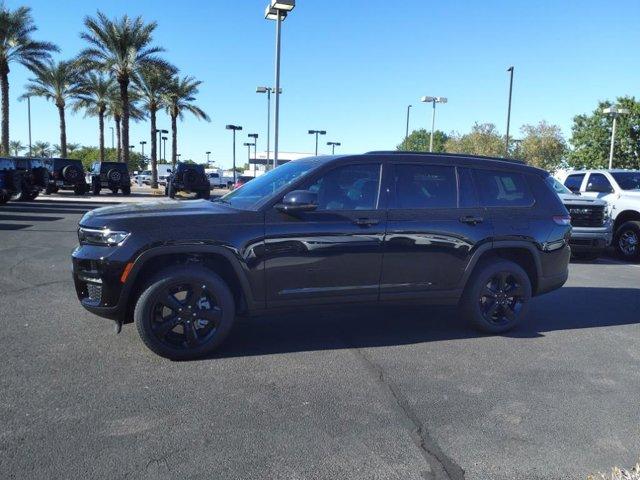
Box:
72;152;571;360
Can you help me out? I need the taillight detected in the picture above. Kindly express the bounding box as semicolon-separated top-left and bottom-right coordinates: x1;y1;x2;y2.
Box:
553;215;571;226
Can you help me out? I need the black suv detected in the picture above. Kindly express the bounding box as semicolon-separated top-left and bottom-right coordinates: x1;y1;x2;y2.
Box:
165;162;210;199
89;161;131;196
46;158;88;195
0;158;21;204
0;157;49;201
72;153;571;359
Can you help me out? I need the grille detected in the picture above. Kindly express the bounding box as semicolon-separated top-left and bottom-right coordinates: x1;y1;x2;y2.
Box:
86;283;102;303
568;205;605;227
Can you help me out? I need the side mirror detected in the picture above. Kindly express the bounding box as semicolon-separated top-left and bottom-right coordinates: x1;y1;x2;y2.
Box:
276;190;318;213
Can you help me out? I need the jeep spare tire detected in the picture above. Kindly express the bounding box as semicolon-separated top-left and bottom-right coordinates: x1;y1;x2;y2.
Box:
183;168;198;189
107;169;122;183
62;165;82;183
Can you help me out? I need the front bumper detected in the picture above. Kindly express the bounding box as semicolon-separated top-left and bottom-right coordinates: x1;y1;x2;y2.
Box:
569;227;612;252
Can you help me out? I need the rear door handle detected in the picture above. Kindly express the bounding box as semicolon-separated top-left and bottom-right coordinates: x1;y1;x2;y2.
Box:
353;218;380;227
459;215;484;225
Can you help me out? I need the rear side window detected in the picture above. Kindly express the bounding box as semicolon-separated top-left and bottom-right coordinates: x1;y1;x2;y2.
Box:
564;174;585;192
474;170;534;207
391;164;457;209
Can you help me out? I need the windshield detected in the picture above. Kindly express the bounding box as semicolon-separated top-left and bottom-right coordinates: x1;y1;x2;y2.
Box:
217;161;316;210
611;172;640;190
545;176;572;194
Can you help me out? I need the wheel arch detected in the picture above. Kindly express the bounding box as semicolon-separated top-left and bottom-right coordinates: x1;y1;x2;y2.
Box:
613;210;640;233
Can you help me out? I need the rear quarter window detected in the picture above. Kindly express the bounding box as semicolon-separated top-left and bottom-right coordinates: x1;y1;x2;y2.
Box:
474;169;534;207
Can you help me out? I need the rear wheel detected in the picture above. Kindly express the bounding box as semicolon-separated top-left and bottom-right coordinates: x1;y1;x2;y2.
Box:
196;190;210;200
460;259;532;334
45;184;57;195
91;182;101;196
614;221;640;262
110;187;119;195
121;185;131;196
134;265;236;360
73;184;87;196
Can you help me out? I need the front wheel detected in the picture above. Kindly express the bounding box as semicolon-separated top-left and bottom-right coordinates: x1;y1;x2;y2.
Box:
74;184;87;196
91;183;101;196
459;259;532;334
614;221;640;262
134;265;236;360
121;185;131;196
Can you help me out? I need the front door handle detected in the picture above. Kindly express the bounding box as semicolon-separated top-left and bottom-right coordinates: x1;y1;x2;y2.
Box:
353;218;380;227
459;215;484;225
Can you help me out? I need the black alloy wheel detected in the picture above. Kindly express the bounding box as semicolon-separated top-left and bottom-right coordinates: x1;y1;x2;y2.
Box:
615;221;640;261
478;271;526;326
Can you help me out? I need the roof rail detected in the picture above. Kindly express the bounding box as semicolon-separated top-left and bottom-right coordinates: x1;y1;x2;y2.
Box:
364;150;526;164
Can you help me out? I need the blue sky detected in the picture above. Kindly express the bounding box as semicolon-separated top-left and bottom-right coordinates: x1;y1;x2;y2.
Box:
5;0;640;168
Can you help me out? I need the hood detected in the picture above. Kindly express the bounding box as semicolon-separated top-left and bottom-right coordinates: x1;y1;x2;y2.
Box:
79;199;236;229
558;193;607;206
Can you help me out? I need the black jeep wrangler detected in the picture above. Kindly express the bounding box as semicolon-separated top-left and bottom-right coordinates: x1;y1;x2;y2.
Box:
0;157;50;201
73;152;572;360
0;158;22;204
89;161;131;196
46;158;88;195
165;162;210;199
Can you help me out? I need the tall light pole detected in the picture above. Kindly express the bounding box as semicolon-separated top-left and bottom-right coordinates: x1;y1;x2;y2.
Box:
109;126;115;149
405;104;412;141
140;140;146;158
265;0;295;169
603;105;630;169
26;95;32;156
226;124;242;184
256;86;280;170
327;141;341;155
248;133;258;174
308;129;326;155
162;136;168;161
206;151;211;163
420;96;447;152
155;128;168;163
243;142;255;174
505;66;514;156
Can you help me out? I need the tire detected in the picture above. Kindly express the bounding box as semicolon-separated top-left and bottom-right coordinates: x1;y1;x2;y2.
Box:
571;251;601;262
134;265;236;360
106;169;122;184
73;184;87;196
121;185;131;196
167;182;176;199
45;184;56;195
459;259;532;334
110;187;119;195
614;221;640;262
91;182;101;196
62;165;82;183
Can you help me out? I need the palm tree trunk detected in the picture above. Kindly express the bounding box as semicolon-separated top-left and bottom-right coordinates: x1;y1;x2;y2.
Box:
119;78;130;166
171;113;177;168
150;107;158;189
0;66;9;156
98;107;105;162
57;104;67;158
115;115;122;162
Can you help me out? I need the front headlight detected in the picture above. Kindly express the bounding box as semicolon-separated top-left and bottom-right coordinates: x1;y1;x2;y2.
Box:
78;227;130;246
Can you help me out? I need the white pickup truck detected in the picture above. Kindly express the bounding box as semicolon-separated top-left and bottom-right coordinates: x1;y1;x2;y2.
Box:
557;169;640;261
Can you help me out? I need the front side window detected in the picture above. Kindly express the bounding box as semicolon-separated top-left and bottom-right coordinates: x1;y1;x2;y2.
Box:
392;164;457;209
475;170;534;207
564;174;585;192
305;163;380;211
586;173;613;193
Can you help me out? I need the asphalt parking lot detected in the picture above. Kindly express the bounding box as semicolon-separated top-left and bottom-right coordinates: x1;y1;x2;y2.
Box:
1;195;639;480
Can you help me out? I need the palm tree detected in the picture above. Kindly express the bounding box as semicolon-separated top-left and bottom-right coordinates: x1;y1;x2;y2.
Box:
9;140;25;156
134;64;176;188
80;11;168;167
52;143;80;156
106;88;145;163
74;72;116;161
162;75;210;169
32;141;50;157
0;5;58;155
21;60;84;157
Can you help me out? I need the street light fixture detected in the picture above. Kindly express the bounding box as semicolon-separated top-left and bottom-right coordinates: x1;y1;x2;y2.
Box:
420;96;447;152
264;0;295;169
226;124;243;184
327;141;341;155
603;105;630;169
308;129;326;155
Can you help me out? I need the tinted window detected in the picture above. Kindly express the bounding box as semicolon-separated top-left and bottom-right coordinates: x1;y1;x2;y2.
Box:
545;176;572;195
457;167;478;208
305;163;380;211
475;170;534;207
586;173;613;193
564;174;585;192
392;164;457;209
611;172;640;190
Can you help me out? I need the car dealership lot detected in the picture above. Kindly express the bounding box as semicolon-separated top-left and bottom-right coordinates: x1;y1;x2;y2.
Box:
1;197;639;480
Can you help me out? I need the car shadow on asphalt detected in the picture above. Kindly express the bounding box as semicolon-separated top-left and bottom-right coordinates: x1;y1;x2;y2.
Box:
207;286;640;360
1;200;119;215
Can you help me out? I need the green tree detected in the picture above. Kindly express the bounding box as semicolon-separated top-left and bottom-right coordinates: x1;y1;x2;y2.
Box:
21;60;84;158
9;140;25;156
568;96;640;170
397;129;448;153
515;121;567;172
445;122;504;157
105;87;145;162
81;11;168;167
134;64;175;187
0;4;58;154
68;145;145;171
32;140;50;157
162;75;210;169
74;72;117;162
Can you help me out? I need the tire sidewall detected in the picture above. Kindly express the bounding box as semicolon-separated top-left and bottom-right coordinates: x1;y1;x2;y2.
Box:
614;221;640;261
134;266;236;360
462;260;532;334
